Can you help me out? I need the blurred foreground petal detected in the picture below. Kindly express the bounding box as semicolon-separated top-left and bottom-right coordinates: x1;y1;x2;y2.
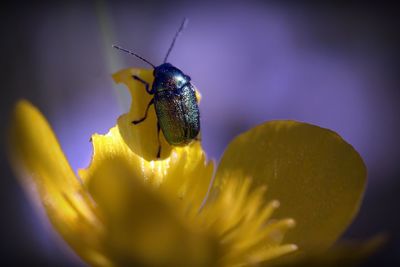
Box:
87;156;218;267
8;100;109;266
215;121;366;253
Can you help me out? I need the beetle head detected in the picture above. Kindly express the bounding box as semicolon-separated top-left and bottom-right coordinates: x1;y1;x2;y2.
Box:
154;63;190;81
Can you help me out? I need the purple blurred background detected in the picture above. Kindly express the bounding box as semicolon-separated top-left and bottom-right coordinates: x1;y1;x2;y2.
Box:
1;1;399;266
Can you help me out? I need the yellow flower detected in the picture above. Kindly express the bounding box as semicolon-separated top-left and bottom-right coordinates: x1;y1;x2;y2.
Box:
8;68;366;267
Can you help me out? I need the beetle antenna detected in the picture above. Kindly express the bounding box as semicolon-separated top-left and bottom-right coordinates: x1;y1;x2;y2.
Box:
112;45;156;68
163;18;188;63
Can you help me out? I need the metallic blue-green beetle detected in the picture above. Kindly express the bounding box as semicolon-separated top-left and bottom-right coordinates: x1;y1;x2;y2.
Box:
113;18;200;158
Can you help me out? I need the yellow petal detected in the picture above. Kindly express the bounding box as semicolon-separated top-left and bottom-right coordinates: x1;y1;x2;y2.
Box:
214;121;366;253
112;68;172;160
86;155;218;267
79;68;213;212
266;235;386;267
8;100;109;266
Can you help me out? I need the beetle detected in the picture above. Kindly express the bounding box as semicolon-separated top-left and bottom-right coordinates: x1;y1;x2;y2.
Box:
113;18;200;159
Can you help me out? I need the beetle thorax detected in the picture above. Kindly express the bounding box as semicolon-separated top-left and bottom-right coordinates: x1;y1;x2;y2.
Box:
153;63;191;92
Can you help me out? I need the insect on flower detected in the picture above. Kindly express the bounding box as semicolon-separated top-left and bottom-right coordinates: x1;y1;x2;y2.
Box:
113;18;200;159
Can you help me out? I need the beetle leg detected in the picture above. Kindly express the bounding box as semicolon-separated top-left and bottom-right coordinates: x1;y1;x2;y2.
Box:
132;75;154;94
156;122;162;158
194;134;202;142
132;98;154;124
